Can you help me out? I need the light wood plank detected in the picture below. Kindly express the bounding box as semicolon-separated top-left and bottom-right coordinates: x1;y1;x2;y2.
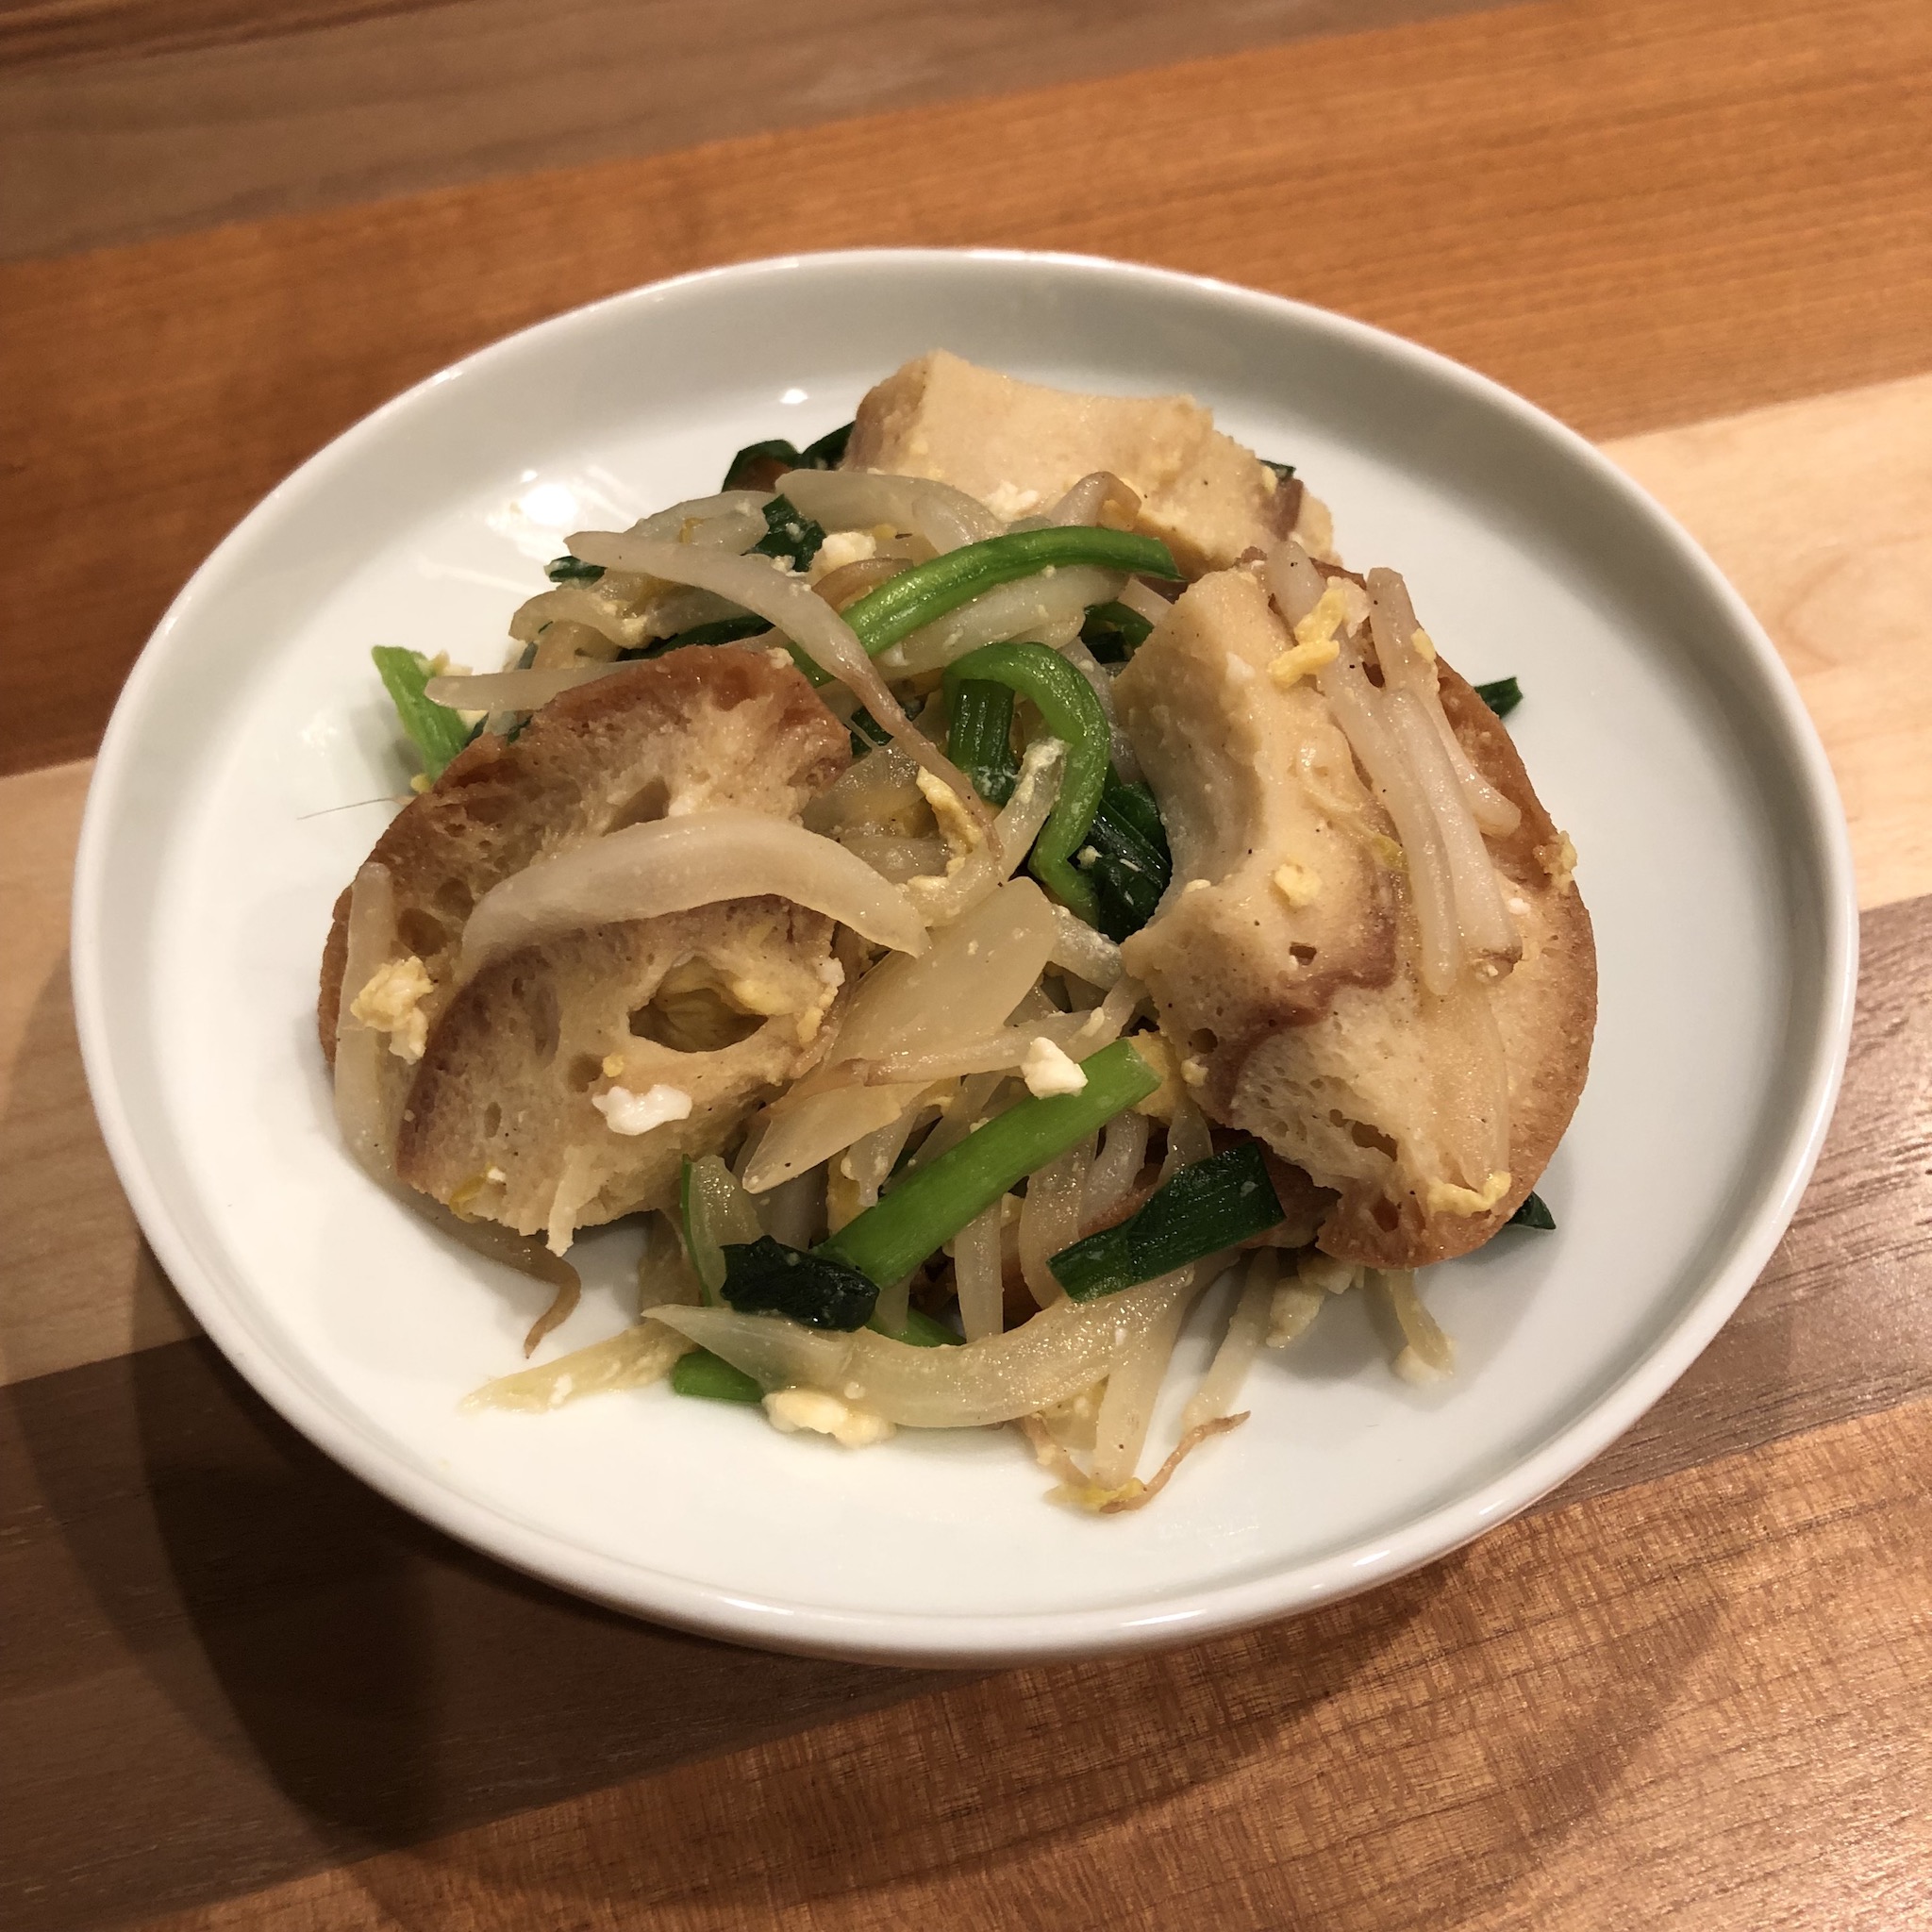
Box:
5;0;1930;774
0;758;196;1387
0;0;1489;258
1607;371;1932;913
122;1399;1932;1932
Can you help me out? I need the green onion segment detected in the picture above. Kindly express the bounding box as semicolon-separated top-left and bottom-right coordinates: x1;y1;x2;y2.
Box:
722;423;853;491
1051;1142;1285;1301
820;1039;1160;1291
750;494;824;572
843;528;1182;658
1079;770;1172;941
1507;1190;1555;1230
719;1236;879;1330
1079;600;1154;664
671;1348;764;1404
1475;675;1524;719
371;646;476;781
946;679;1020;807
943;641;1111;922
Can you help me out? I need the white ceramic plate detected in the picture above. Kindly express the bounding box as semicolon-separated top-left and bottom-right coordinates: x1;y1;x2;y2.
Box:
74;250;1856;1666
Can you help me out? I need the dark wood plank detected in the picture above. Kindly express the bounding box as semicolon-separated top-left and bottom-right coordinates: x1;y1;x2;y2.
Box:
6;890;1929;1931
0;0;1494;256
5;0;1931;774
0;0;458;70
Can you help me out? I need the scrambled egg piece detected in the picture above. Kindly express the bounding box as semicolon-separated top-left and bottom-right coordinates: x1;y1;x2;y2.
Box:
1269;581;1359;689
1021;1036;1088;1098
1129;1031;1183;1121
351;956;435;1062
1272;860;1321;908
915;769;984;864
809;528;879;577
764;1388;896;1447
1424;1170;1512;1217
591;1083;693;1137
985;480;1043;522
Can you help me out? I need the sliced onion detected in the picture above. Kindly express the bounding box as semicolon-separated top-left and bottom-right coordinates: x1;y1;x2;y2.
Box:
1048;903;1124;989
813;557;908;610
334;861;398;1178
426;665;616;709
1318;643;1461;995
641;584;747;639
1117;577;1175;627
836;833;949;884
563;531;985;823
777;469;1000;552
624;490;774;542
850;990;1129;1088
1046;471;1140;529
759;1167;825;1249
458;808;926;981
744;879;1055;1191
878;567;1124;675
903;1069;1009;1174
509;587;642;651
803;741;925;837
654;1268;1201;1426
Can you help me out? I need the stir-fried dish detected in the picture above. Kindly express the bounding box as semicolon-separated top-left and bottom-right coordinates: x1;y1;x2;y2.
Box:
321;351;1596;1510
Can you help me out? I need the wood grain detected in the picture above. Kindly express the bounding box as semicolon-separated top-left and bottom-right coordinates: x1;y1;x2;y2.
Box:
0;0;461;70
6;890;1929;1929
0;0;1491;257
1608;372;1932;914
0;759;196;1387
118;1400;1932;1931
5;0;1931;774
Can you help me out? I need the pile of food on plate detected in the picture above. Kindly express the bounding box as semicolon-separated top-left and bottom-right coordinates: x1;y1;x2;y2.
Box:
321;349;1596;1510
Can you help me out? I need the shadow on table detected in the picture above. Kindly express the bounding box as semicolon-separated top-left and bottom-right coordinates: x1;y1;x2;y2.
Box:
11;1254;1802;1932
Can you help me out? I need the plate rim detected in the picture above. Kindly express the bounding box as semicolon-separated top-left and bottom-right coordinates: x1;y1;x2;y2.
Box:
71;246;1859;1664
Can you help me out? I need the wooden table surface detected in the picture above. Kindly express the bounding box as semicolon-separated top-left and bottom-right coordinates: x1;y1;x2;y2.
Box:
4;1;1930;1925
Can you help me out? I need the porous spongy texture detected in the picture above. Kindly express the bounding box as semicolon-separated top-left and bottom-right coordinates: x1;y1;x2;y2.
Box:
1117;570;1596;1267
319;648;850;1247
1116;569;1400;1034
395;902;837;1243
844;349;1318;574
